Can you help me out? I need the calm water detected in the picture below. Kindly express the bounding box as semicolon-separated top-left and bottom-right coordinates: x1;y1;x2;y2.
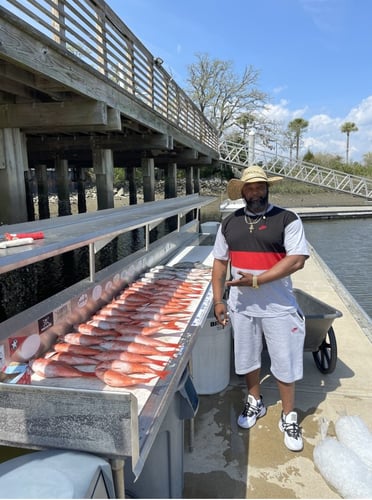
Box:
201;200;372;321
302;218;372;320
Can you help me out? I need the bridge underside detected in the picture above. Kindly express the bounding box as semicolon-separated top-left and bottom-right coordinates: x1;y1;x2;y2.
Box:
0;5;219;223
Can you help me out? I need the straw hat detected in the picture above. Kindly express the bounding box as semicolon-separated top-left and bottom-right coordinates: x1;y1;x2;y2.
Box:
227;165;282;200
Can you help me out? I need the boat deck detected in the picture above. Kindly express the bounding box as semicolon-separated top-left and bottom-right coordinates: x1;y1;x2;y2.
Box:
183;244;372;499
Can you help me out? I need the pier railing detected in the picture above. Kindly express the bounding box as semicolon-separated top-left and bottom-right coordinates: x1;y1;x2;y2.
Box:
0;0;218;150
219;140;372;200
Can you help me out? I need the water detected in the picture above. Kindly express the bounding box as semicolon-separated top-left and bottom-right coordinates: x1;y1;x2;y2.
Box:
200;200;372;321
302;218;372;320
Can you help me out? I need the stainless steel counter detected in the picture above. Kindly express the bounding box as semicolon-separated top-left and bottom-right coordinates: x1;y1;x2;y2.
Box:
0;194;215;275
0;195;216;488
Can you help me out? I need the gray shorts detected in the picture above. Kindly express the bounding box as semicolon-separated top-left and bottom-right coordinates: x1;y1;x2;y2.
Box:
230;311;306;383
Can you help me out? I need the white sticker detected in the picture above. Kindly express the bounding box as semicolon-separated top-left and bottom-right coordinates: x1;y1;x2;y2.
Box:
77;293;88;308
92;285;102;301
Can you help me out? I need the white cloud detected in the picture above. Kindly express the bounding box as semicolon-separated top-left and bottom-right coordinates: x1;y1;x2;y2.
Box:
263;97;372;162
347;96;372;126
299;0;343;34
262;101;309;126
272;85;288;95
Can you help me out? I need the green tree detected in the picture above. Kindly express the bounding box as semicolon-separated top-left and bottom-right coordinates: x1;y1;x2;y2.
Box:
303;149;315;163
341;121;358;164
186;53;267;137
362;151;372;168
287;118;309;160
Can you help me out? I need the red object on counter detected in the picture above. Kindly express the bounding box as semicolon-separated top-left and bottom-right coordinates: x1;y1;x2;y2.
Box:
4;231;44;240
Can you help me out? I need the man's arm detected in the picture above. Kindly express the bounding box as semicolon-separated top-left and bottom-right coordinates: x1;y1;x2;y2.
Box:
212;258;229;325
226;254;307;287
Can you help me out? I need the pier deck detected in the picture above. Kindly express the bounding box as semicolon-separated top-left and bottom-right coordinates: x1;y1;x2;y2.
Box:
183;244;372;499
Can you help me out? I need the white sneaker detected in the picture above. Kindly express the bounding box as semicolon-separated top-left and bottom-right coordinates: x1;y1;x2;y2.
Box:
237;394;267;429
279;411;303;451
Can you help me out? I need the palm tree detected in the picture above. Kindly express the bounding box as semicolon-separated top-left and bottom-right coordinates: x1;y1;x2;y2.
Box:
341;121;358;164
287;118;309;160
235;112;256;142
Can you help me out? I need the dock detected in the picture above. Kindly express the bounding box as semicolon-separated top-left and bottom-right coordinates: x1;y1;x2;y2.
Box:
293;205;372;220
220;199;372;220
183;243;372;499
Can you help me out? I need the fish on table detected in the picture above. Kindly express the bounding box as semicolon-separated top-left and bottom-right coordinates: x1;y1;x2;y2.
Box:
29;262;211;387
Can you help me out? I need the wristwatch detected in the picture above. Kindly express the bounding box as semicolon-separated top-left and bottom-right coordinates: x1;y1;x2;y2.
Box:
252;275;259;289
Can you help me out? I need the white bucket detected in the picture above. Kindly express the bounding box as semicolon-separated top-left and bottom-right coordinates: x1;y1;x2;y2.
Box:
191;315;231;395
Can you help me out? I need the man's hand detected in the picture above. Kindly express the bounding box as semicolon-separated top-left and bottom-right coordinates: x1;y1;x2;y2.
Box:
214;303;229;327
226;271;254;287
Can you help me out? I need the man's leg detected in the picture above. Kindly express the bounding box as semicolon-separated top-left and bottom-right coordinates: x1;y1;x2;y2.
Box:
238;368;267;429
277;379;303;451
244;368;261;400
276;379;295;414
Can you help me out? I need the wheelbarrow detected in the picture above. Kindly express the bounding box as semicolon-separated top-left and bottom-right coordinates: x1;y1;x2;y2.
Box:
294;288;343;374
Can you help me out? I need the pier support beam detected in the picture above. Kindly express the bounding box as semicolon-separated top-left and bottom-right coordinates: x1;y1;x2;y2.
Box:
165;163;177;199
164;162;177;231
24;170;35;222
93;149;114;210
0;129;29;224
185;167;194;223
186;167;194;195
55;157;72;216
74;168;87;213
127;168;137;205
35;164;50;220
193;167;200;194
142;157;155;202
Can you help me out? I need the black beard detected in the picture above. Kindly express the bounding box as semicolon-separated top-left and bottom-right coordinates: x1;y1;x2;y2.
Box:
244;194;268;213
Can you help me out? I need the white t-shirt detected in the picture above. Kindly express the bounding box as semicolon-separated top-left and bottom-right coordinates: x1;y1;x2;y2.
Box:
213;204;310;317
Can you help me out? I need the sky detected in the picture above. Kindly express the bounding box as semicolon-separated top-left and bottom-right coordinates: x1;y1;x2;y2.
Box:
106;0;372;163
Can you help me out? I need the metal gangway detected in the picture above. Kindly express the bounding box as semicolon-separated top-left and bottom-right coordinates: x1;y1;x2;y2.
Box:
219;140;372;201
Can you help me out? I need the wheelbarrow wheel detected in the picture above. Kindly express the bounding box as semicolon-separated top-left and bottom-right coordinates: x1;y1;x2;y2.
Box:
312;326;337;374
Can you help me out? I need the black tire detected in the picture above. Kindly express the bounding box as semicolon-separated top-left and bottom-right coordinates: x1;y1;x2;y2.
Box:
312;326;337;374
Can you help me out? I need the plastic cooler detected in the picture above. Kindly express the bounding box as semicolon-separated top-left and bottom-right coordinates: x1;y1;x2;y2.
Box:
0;450;115;498
191;306;231;395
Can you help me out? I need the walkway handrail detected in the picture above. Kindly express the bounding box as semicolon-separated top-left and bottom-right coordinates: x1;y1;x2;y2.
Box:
1;0;218;150
219;140;372;200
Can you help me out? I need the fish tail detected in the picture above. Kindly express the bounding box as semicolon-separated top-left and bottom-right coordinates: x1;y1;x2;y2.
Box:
157;370;170;379
163;320;182;331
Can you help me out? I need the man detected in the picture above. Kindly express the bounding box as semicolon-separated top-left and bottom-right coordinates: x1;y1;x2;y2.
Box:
212;165;309;451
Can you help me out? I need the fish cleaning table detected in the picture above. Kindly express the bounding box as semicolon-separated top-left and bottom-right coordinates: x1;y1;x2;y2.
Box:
0;195;216;498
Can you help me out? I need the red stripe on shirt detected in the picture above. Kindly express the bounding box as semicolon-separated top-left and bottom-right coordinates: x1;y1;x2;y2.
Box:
230;250;286;270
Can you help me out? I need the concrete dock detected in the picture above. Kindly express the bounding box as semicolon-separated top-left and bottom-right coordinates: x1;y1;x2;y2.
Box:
183;244;372;498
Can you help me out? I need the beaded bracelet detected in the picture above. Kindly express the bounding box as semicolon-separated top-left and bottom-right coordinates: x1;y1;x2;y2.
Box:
213;301;224;307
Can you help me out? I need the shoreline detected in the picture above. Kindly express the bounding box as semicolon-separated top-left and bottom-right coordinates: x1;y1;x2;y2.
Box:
268;191;372;208
42;188;371;219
